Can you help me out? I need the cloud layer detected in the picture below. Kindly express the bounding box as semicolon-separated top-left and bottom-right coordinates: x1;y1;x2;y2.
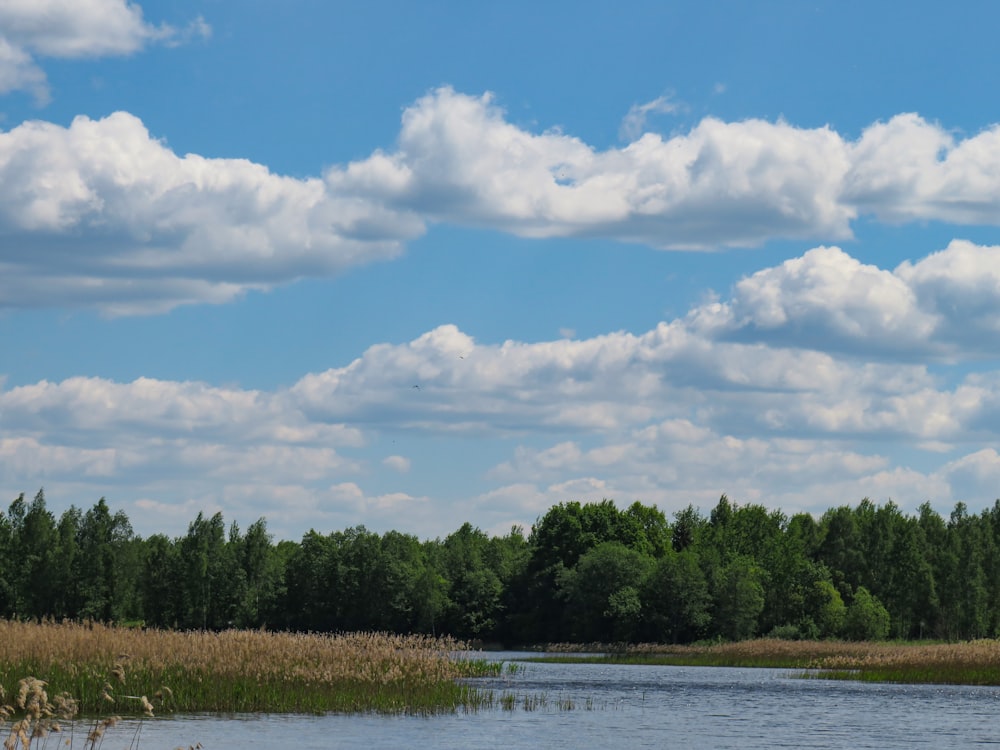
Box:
0;0;209;103
4;243;1000;538
3;4;1000;540
5;88;1000;314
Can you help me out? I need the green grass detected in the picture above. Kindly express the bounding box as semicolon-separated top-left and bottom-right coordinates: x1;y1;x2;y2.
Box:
526;639;1000;686
0;621;501;717
0;662;499;717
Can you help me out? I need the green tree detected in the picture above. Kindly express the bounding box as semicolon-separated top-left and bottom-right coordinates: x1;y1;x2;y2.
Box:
486;526;530;644
807;578;846;638
641;549;711;643
371;530;428;633
711;556;765;641
917;502;950;637
881;512;937;639
51;506;82;618
180;512;238;629
283;530;337;631
523;499;667;642
946;503;990;638
0;503;15;616
816;505;867;599
557;542;654;642
671;505;704;553
786;512;822;558
843;586;890;641
140;533;183;628
233;518;283;628
414;540;450;636
440;523;504;639
16;490;60;617
75;498;136;622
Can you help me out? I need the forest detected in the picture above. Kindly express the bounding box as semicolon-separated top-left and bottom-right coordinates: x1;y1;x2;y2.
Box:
1;489;998;645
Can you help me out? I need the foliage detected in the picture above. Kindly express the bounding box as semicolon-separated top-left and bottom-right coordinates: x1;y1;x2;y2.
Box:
5;490;1000;646
843;586;891;641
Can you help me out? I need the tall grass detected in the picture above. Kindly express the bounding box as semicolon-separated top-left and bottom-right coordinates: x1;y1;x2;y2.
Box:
0;621;496;716
0;672;153;750
534;639;1000;685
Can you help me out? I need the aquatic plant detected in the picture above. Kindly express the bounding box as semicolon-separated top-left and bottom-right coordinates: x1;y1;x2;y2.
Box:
0;620;495;715
532;638;1000;685
0;667;163;750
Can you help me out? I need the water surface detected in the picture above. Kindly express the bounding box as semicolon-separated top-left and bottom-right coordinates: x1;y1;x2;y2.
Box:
126;655;1000;748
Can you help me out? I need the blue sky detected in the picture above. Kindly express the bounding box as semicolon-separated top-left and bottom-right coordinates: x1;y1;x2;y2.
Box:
3;0;1000;541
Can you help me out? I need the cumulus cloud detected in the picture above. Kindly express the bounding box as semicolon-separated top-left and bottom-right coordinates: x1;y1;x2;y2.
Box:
7;89;1000;313
4;243;1000;537
331;93;1000;253
333;87;855;250
895;240;1000;351
0;112;424;314
844;114;1000;225
691;240;1000;360
691;246;936;356
0;0;209;102
276;238;1000;445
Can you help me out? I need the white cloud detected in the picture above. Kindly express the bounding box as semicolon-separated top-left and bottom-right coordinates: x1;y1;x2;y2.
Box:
0;375;364;446
7;91;1000;314
845;114;1000;225
693;240;1000;360
895;239;1000;350
382;455;411;473
698;245;936;355
334;87;855;250
0;0;209;102
939;449;1000;504
282;236;1000;443
333;93;1000;254
478;425;962;526
0;436;119;477
0;112;424;314
0;36;48;104
5;244;1000;537
619;94;680;142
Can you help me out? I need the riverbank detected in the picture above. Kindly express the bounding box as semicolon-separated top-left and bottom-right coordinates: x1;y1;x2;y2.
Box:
529;638;1000;685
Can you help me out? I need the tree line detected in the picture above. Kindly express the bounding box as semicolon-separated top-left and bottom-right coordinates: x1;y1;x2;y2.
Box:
2;489;999;644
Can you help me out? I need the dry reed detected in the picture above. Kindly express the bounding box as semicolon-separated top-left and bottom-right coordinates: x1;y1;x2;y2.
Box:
0;621;495;715
538;639;1000;685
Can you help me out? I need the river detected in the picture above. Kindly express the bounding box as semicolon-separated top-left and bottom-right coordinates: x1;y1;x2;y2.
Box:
119;654;1000;748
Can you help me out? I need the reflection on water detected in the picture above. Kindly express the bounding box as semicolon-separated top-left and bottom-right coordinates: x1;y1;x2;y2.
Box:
127;654;1000;749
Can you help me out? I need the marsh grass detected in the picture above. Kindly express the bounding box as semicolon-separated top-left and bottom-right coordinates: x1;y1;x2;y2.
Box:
0;672;150;750
0;621;496;716
533;639;1000;685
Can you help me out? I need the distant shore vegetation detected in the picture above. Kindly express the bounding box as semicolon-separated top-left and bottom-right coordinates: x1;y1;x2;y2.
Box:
3;489;1000;647
533;638;1000;685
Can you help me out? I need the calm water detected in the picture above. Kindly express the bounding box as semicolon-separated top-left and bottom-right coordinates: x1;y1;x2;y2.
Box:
123;654;1000;748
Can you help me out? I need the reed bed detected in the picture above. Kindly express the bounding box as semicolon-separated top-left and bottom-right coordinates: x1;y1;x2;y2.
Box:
534;639;1000;685
0;620;497;716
